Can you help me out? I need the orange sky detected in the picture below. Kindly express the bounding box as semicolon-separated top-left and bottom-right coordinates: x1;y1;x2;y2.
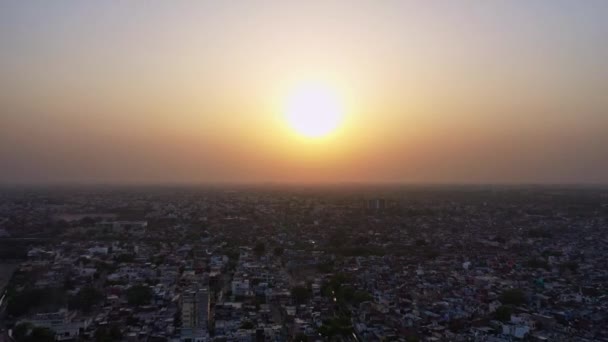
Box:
1;1;607;184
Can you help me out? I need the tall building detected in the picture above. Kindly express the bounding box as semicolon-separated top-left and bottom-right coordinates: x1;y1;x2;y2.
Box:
180;288;210;342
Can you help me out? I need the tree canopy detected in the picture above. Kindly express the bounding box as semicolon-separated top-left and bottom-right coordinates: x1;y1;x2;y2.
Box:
126;285;153;306
291;286;311;305
500;289;526;306
68;286;103;313
12;324;56;342
253;241;266;257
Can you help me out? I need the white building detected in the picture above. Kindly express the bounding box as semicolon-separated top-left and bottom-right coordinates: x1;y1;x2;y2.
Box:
22;310;89;341
181;288;210;342
502;323;530;339
231;279;251;297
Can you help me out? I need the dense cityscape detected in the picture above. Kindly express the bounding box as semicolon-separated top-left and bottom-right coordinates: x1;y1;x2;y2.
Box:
0;185;607;342
3;0;608;341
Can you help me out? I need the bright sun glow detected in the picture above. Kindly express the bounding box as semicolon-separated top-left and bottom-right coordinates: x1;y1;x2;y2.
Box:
285;83;344;138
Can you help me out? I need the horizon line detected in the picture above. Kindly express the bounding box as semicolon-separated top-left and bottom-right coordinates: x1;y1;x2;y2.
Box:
1;180;607;189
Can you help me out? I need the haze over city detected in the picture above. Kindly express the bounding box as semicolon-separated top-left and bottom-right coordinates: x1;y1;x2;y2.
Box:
4;3;608;342
1;1;607;184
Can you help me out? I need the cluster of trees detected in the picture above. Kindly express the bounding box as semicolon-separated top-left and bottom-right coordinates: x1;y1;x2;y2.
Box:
321;273;349;298
240;321;255;329
224;248;240;261
95;260;117;273
7;284;106;317
12;324;55;342
316;260;335;273
114;253;135;263
526;258;550;270
253;241;266;257
126;285;153;306
0;245;28;259
0;240;38;260
273;246;284;257
94;325;123;342
291;286;312;305
335;246;386;257
326;231;440;260
559;261;579;273
223;248;240;270
321;273;372;306
336;285;372;305
524;257;578;274
6;287;66;317
500;289;526;306
68;286;103;313
318;315;353;338
541;249;563;257
252;242;287;259
528;228;553;238
494;305;513;322
415;239;428;246
294;333;308;341
328;230;348;249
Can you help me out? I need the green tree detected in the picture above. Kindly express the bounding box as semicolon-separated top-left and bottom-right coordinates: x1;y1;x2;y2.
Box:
273;246;284;257
294;333;308;341
253;241;266;257
448;319;466;333
115;253;135;263
318;316;353;338
316;260;334;273
63;276;76;291
329;230;348;248
351;290;373;305
415;239;427;246
126;285;153;306
224;249;240;261
240;321;254;329
528;228;552;238
494;305;513;322
6;288;67;317
94;325;123;342
526;258;550;270
291;286;311;305
559;261;579;273
12;322;31;342
500;289;526;306
69;286;103;313
26;327;55;342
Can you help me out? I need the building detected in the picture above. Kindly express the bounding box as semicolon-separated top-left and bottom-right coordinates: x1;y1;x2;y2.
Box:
21;310;89;341
96;221;147;234
181;288;210;342
231;279;251;297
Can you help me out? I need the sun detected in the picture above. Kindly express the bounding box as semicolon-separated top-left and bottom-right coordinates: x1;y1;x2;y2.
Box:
285;83;344;138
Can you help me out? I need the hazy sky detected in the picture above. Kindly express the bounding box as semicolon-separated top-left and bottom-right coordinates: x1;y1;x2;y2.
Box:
1;1;607;184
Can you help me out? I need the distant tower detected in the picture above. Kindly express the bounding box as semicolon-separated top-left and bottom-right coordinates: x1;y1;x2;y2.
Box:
196;288;210;330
